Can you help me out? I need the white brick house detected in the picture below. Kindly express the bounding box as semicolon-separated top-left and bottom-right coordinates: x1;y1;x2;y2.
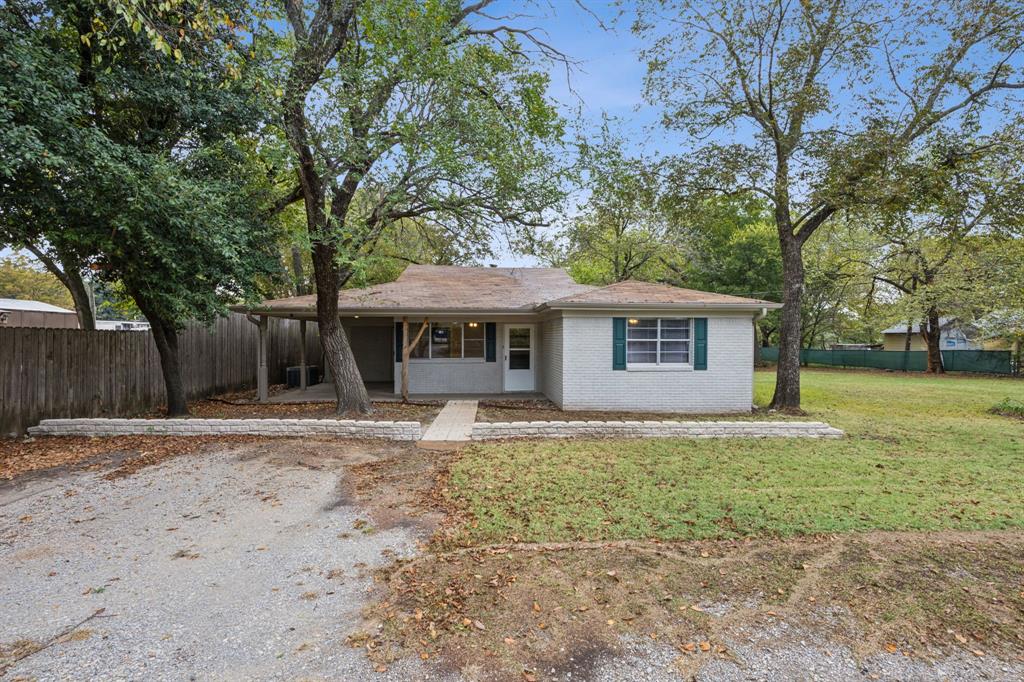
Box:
245;266;780;413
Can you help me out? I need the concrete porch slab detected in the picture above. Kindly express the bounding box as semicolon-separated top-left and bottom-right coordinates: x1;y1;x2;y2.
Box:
266;382;545;404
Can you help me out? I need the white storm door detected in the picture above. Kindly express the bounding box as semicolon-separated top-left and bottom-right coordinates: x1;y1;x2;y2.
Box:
504;324;535;392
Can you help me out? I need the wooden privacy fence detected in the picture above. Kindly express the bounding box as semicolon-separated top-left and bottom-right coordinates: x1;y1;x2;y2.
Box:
0;313;320;436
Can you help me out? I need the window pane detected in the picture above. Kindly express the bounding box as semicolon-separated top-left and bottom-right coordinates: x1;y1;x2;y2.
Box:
627;318;658;340
660;351;688;364
463;322;485;358
409;322;429;358
660;340;687;353
509;327;531;348
450;324;463;358
627;340;657;364
431;324;458;358
660;319;690;339
509;349;530;369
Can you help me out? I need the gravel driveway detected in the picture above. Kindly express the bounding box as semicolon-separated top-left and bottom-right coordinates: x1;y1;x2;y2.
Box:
0;440;447;681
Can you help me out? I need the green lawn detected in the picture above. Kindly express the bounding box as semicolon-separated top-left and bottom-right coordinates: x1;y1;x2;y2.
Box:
449;369;1024;544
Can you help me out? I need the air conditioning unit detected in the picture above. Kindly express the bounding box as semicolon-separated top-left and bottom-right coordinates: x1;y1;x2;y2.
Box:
285;365;320;388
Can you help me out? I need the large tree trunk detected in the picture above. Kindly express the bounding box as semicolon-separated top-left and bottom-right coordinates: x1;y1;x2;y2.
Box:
130;292;189;416
59;257;96;331
25;243;96;330
921;309;944;374
770;234;805;411
291;245;307;296
149;318;189;417
311;242;371;414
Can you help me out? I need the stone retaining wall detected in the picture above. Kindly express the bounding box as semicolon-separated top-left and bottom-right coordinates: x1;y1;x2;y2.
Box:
471;420;842;440
28;418;421;441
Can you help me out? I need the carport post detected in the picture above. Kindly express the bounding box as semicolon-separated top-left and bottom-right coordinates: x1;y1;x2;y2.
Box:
299;320;308;391
257;315;269;402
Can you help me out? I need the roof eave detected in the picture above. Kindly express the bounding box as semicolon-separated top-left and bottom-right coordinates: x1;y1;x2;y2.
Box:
231;304;541;318
536;301;783;312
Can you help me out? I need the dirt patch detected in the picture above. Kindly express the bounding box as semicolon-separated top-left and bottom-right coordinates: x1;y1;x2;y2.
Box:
363;532;1024;679
475;400;787;423
340;445;457;536
0;435;269;482
149;399;442;423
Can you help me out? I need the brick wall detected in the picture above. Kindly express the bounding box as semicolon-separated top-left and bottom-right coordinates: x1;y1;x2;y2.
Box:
539;317;564;405
559;314;754;412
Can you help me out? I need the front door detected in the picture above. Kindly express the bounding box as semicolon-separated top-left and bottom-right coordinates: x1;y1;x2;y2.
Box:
504;324;535;392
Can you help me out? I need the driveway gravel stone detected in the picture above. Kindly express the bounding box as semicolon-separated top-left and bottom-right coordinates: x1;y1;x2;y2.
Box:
0;441;450;681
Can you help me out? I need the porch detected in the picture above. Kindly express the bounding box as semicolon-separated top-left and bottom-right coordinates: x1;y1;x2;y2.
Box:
249;314;546;401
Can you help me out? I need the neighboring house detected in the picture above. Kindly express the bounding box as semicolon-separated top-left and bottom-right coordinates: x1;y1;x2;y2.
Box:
96;319;151;332
829;343;883;351
246;265;780;413
881;318;981;351
0;298;78;329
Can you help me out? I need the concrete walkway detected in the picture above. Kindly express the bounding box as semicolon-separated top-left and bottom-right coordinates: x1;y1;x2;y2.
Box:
418;400;478;450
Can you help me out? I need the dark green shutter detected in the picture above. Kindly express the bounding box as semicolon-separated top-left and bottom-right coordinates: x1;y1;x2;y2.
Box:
395;322;403;362
694;317;708;370
612;317;626;370
485;322;496;362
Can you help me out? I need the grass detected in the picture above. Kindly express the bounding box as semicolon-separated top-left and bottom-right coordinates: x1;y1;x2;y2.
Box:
991;396;1024;419
449;369;1024;544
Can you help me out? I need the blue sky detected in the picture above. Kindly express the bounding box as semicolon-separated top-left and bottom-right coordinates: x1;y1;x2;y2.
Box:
486;1;659;264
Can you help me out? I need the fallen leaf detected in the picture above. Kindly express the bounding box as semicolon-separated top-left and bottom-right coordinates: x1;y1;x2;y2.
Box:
473;620;486;631
884;643;898;653
532;601;541;613
699;641;711;652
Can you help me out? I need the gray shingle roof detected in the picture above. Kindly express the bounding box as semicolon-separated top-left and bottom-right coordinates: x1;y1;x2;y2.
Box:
248;266;779;315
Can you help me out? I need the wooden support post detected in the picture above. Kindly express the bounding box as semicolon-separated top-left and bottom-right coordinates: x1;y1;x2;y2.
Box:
299;319;308;391
257;315;269;402
401;316;429;402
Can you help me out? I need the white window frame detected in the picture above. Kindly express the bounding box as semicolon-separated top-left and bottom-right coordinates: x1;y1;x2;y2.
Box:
410;321;486;361
626;317;692;369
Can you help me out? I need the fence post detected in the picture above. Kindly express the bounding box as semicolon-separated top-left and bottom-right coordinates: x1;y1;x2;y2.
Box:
299;320;308;391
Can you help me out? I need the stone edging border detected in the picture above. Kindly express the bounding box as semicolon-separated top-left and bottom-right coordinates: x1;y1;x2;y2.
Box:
471;420;843;440
27;418;421;441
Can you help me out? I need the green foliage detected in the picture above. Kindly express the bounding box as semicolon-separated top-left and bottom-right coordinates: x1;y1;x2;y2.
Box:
0;256;74;309
280;0;569;275
546;127;677;284
0;0;282;329
451;370;1024;543
857;128;1024;340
